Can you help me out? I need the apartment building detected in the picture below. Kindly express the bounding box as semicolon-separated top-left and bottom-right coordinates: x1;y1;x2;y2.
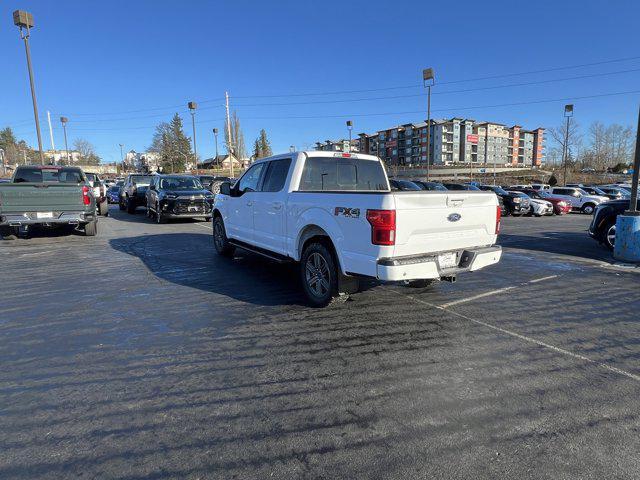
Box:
319;118;544;167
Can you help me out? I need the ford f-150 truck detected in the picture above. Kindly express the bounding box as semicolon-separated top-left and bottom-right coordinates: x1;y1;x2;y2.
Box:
212;151;502;306
0;165;97;239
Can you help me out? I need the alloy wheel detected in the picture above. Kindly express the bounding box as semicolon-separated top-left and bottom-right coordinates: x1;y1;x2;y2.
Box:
606;224;616;248
305;252;330;298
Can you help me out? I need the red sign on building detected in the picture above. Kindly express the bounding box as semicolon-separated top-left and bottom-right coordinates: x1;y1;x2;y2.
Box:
466;134;479;144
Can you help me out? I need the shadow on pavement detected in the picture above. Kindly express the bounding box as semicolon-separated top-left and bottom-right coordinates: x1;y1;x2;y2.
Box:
499;231;612;262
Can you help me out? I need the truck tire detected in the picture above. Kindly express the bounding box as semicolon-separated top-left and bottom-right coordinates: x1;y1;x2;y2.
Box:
99;199;109;217
212;216;235;257
84;220;97;236
300;242;338;307
126;197;136;214
404;279;435;288
0;226;18;240
581;203;596;215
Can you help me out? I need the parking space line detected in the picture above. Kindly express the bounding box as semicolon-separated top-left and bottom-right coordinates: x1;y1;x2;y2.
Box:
440;286;516;309
440;274;558;308
386;287;640;383
193;222;212;230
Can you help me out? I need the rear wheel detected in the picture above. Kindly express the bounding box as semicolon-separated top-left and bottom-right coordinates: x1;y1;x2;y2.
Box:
213;216;235;257
156;204;166;224
119;197;126;211
300;242;338;307
99;199;109;216
582;203;596;215
84;220;97;236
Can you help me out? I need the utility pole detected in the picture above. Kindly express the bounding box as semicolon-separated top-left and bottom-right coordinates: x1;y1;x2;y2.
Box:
0;149;6;177
562;104;573;186
212;128;219;167
47;110;55;153
225;91;234;178
13;10;44;165
422;68;435;181
346;120;353;152
60;117;70;163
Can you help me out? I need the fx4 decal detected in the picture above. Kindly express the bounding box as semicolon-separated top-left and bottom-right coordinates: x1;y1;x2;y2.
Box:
334;207;361;218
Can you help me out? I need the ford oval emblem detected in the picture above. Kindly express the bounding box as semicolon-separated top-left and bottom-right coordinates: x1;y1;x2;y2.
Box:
448;213;461;222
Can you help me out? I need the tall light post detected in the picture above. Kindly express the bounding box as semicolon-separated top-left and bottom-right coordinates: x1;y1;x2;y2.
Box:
212;128;219;166
423;68;435;180
60;117;70;163
346;120;353;152
0;148;6;177
562;104;574;186
13;10;44;165
188;101;197;166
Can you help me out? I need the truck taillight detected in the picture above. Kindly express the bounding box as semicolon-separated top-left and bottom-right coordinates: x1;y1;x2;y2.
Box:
366;209;396;246
495;205;501;235
82;185;91;205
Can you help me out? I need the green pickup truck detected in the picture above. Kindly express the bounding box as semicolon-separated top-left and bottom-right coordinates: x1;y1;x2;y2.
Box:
0;165;98;239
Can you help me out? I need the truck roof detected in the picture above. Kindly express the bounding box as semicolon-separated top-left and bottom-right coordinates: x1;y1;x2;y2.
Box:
253;151;381;165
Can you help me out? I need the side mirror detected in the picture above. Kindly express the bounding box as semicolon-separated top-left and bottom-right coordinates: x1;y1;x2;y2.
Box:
149;185;156;191
220;181;231;196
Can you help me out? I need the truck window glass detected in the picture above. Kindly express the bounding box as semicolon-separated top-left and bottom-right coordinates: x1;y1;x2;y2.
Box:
299;157;387;191
261;159;291;192
238;163;265;192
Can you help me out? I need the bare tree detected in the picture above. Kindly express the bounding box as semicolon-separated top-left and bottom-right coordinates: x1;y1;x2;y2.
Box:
548;121;582;166
225;112;246;160
73;138;101;165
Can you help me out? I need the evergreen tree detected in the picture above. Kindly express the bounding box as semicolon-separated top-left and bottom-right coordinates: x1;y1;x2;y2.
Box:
253;129;273;159
148;114;193;172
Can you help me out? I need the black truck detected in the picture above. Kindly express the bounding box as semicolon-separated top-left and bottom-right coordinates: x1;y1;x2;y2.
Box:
588;199;640;250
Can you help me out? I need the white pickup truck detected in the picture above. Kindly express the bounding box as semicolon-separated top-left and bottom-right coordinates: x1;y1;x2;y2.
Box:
212;151;502;306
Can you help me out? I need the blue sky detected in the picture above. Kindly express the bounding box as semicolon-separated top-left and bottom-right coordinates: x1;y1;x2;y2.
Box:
2;0;639;163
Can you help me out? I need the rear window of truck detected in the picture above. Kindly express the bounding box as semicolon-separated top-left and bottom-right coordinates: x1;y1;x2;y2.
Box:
299;157;388;191
13;167;85;183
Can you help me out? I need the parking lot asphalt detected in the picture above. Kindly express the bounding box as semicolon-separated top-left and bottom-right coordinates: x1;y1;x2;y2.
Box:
1;207;640;479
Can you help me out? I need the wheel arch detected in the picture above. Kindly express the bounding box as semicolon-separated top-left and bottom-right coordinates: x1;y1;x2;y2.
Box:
297;225;342;273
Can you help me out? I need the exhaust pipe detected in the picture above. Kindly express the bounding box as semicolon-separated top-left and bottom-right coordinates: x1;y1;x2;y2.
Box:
441;276;456;283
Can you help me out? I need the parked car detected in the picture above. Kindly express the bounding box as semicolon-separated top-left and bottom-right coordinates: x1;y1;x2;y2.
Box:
547;187;609;214
107;185;121;204
120;173;155;213
0;165;97;238
588;199;640;250
411;180;448;191
389;179;422;191
587;185;629;200
196;175;215;190
146;175;214;223
209;176;234;194
213;151;502;306
508;191;553;216
509;187;572;215
85;172;109;216
442;183;481;191
478;185;530;216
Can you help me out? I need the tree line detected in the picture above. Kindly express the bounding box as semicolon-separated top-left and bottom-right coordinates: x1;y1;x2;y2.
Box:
0;126;101;166
547;121;636;172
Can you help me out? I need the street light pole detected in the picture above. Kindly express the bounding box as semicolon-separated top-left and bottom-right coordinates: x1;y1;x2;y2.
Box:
13;10;44;165
188;101;197;167
346;120;353;152
423;68;435;181
213;128;219;167
627;106;640;215
562;104;573;186
60;117;70;163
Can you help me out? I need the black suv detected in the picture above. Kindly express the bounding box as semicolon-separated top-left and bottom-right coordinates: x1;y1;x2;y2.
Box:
120;173;155;213
478;185;530;216
588;199;640;250
146;175;214;223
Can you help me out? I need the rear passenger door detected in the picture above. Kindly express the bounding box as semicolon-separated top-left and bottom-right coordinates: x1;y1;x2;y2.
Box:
551;188;575;207
252;158;292;255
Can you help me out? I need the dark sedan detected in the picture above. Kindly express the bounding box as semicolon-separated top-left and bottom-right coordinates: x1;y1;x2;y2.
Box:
412;180;448;191
145;175;214;223
442;183;480;191
389;179;422;191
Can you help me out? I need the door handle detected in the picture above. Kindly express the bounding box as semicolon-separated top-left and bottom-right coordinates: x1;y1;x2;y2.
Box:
246;201;253;206
272;203;283;210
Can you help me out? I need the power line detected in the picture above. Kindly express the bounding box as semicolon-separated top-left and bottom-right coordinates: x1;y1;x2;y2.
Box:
231;68;640;107
231;55;640;98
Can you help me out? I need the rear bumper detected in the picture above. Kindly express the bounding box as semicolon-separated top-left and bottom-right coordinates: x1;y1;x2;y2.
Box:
376;245;502;282
0;211;95;226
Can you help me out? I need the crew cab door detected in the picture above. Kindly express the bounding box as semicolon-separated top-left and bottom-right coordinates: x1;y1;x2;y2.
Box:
225;162;266;242
252;158;291;255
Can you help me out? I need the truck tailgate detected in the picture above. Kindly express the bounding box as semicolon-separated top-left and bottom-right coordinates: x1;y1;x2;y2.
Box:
0;184;85;213
392;191;498;257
